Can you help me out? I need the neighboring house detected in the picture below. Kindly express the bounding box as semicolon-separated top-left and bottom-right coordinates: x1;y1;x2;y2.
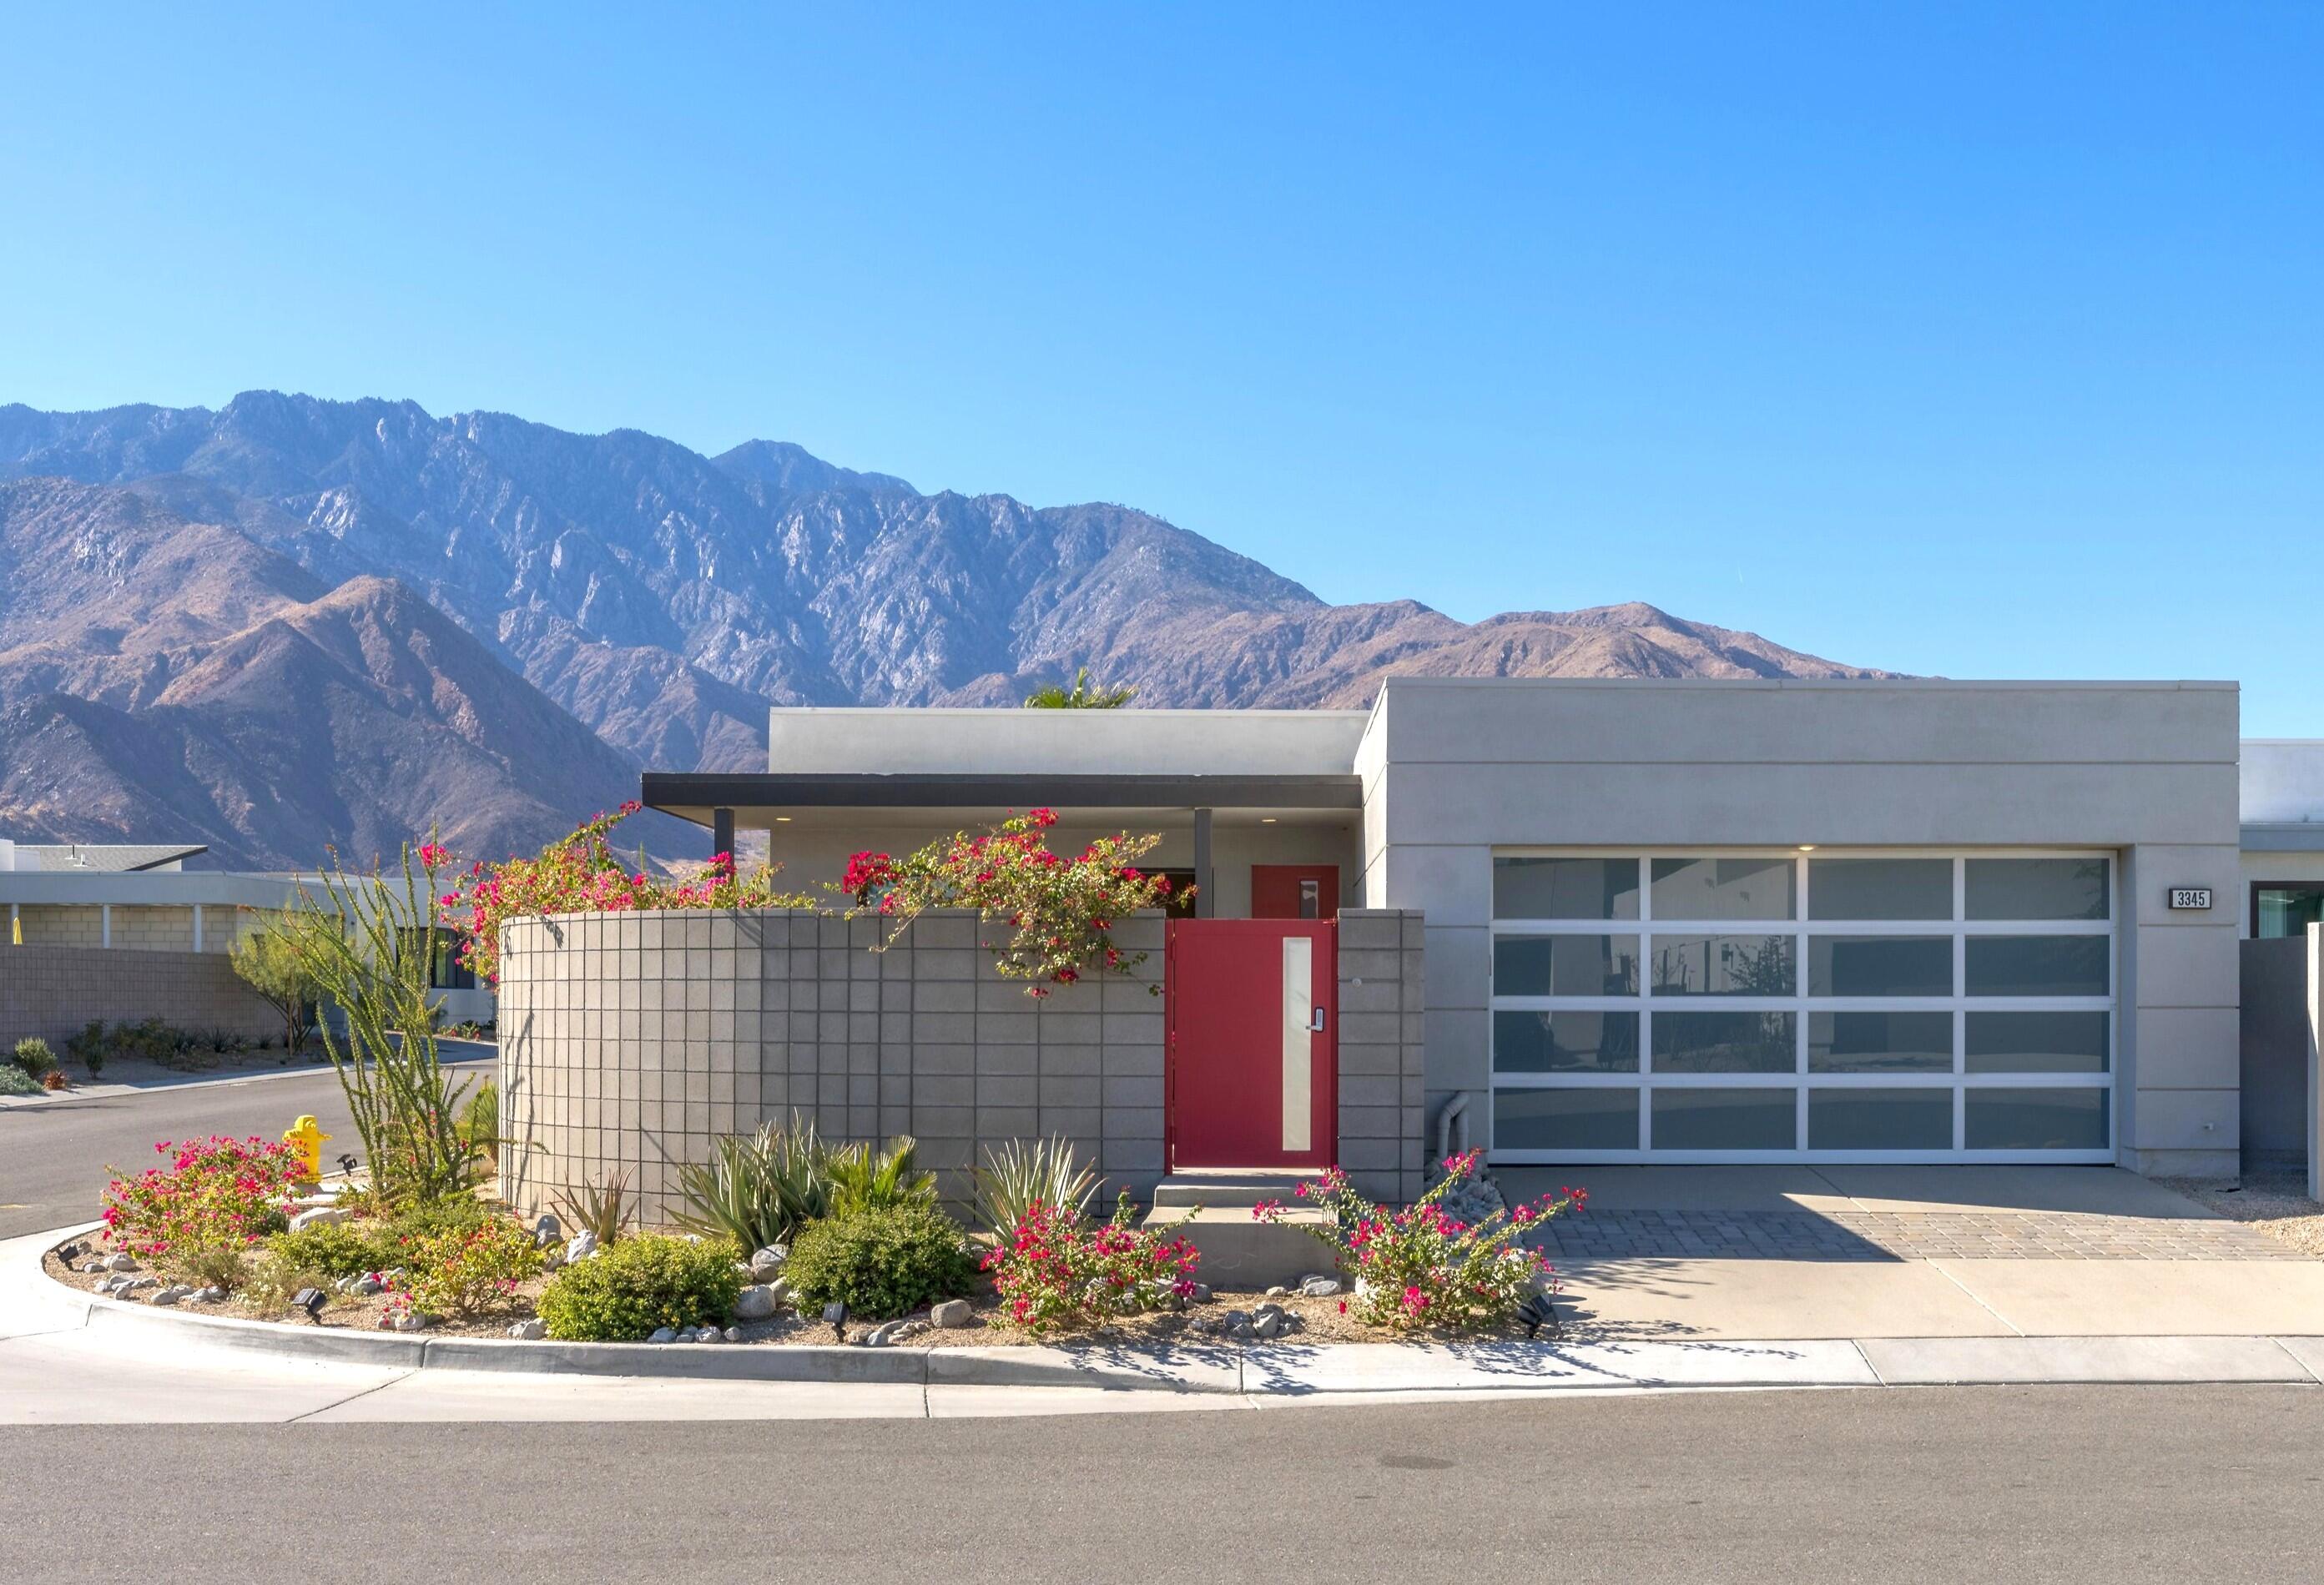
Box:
634;678;2248;1180
2237;741;2324;939
0;841;494;1026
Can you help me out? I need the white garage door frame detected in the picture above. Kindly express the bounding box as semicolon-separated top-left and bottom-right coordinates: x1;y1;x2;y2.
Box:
1486;848;2117;1165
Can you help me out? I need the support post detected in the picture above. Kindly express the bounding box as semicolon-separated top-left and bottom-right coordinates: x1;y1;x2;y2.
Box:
2308;922;2321;1203
100;903;111;948
712;807;736;866
1192;807;1215;920
192;903;204;953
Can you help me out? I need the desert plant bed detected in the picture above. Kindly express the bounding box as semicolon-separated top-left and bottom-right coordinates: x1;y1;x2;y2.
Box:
38;1233;1552;1347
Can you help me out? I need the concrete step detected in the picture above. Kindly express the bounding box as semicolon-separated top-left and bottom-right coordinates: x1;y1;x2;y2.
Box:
1151;1170;1327;1209
1142;1205;1338;1291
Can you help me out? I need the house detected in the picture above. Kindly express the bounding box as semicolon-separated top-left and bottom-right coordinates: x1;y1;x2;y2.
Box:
0;841;496;1033
621;677;2244;1183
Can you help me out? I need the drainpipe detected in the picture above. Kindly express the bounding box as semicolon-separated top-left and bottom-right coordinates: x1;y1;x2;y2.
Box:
1192;807;1215;920
1435;1093;1470;1162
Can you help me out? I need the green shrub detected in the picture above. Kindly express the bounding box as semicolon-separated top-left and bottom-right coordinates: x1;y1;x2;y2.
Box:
458;1080;500;1171
241;1247;330;1313
370;1194;494;1270
536;1234;747;1342
673;1117;835;1250
387;1218;541;1321
10;1038;57;1079
827;1136;937;1216
784;1205;980;1321
64;1020;106;1074
267;1220;394;1281
0;1065;40;1097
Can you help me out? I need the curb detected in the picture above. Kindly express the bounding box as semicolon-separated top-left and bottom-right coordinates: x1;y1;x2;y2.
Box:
19;1230;2324;1398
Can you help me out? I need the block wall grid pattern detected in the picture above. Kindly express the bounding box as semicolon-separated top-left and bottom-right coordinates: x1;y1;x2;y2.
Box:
497;908;1429;1223
0;943;279;1044
10;904;249;954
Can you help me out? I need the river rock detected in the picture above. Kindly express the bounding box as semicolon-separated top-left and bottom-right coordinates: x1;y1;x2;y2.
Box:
288;1207;348;1233
930;1299;973;1329
749;1245;788;1281
508;1319;546;1341
648;1326;677;1344
733;1284;783;1321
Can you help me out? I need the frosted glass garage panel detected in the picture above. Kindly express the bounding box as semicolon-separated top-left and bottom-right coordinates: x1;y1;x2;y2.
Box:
1965;858;2109;921
1965;937;2110;998
1652;1011;1796;1074
1651;857;1797;921
1809;1089;1953;1150
1965;1087;2109;1150
1649;935;1795;996
1808;935;1953;997
1651;1089;1797;1150
1496;1087;1640;1150
1807;858;1952;921
1494;934;1639;996
1965;1011;2110;1074
1809;1010;1953;1073
1494;858;1639;920
1494;1010;1640;1074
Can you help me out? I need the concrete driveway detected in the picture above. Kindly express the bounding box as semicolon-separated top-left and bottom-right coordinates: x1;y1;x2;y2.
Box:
1497;1165;2324;1341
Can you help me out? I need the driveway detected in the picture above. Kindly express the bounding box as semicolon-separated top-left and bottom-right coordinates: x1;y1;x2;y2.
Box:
1498;1165;2324;1340
0;1049;495;1240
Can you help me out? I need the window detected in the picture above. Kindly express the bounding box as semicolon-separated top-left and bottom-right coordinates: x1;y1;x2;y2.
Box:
1490;853;2114;1161
2253;883;2324;940
398;928;476;991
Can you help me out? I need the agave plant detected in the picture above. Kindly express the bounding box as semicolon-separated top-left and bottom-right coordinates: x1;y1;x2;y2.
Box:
827;1136;938;1216
970;1136;1100;1233
673;1116;836;1250
552;1166;633;1245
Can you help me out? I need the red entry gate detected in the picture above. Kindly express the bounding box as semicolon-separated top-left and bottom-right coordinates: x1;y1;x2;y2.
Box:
1165;918;1337;1170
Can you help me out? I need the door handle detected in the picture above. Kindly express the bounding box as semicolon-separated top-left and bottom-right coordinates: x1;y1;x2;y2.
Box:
1310;1008;1327;1034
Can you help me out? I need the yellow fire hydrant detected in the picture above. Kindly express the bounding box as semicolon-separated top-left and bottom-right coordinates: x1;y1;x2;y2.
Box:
283;1115;331;1181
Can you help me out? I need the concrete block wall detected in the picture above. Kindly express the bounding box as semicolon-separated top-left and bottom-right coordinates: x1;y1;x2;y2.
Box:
0;943;279;1045
498;905;1434;1226
497;908;1171;1228
1333;908;1429;1205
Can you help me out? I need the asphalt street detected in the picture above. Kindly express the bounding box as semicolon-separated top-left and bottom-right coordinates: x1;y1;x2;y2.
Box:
1;1385;2319;1582
0;1050;494;1239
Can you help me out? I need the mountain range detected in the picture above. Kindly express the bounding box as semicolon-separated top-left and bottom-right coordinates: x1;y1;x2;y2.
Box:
0;393;1892;869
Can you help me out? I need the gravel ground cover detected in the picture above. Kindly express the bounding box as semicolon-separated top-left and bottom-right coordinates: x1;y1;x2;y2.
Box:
2160;1174;2324;1257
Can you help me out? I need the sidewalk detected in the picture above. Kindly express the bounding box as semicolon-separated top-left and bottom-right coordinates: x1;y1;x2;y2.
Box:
0;1038;494;1110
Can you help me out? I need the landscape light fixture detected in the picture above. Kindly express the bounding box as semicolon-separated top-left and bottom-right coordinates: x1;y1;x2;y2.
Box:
1517;1291;1562;1341
822;1301;849;1343
292;1286;329;1323
337;1153;360;1177
57;1242;83;1266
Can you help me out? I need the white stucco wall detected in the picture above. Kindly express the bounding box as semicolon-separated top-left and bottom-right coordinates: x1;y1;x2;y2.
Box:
767;707;1369;777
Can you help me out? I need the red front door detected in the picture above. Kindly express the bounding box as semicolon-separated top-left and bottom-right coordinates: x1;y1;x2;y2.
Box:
1166;918;1336;1169
1252;864;1339;920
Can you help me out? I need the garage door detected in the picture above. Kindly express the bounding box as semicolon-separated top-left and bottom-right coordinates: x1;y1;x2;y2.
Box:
1487;853;2114;1163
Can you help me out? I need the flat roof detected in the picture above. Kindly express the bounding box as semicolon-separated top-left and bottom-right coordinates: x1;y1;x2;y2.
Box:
643;771;1364;828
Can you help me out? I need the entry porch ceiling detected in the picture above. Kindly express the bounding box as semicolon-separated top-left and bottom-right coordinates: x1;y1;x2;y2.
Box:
642;772;1364;832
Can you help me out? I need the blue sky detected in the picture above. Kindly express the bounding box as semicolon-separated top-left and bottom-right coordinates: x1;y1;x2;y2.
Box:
2;4;2316;727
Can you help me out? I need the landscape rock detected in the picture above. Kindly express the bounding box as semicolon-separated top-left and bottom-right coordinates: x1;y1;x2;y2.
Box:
104;1254;138;1273
648;1327;678;1344
390;1313;432;1332
1299;1276;1342;1298
507;1319;546;1341
352;1276;383;1296
1253;1311;1283;1340
287;1207;348;1233
749;1245;788;1281
930;1299;973;1329
1265;1286;1288;1298
149;1286;189;1306
1190;1284;1212;1303
723;1327;743;1343
733;1285;783;1321
565;1231;598;1264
